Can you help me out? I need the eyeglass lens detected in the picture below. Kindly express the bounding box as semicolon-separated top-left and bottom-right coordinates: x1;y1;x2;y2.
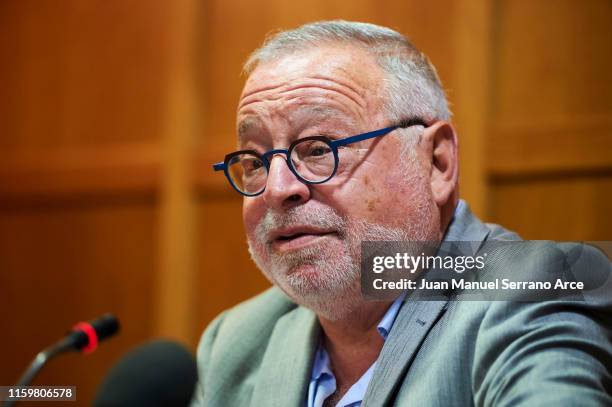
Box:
226;138;337;194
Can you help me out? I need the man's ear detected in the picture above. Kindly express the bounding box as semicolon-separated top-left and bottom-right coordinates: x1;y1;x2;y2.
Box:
422;121;459;207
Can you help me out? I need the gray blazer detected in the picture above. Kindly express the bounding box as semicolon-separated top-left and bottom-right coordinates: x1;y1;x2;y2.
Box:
193;203;612;406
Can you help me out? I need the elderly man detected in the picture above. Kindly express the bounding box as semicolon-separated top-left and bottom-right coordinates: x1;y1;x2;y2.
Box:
195;21;612;406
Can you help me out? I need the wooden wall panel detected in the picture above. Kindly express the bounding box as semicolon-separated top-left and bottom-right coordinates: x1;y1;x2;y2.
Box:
490;120;612;175
487;0;612;240
452;0;493;216
0;202;157;404
490;175;612;240
0;144;160;201
154;0;201;344
492;0;612;124
0;1;171;150
0;1;197;405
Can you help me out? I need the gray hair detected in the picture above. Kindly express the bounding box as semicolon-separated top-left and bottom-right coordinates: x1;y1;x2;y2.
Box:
244;20;451;127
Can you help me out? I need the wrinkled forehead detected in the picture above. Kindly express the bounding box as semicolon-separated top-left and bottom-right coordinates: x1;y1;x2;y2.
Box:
238;44;385;110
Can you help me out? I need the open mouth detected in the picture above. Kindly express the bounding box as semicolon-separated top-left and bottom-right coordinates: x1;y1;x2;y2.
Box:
277;232;314;241
276;230;335;241
271;231;337;251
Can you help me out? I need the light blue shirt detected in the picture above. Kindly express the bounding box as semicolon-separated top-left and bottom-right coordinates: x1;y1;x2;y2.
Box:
306;293;406;407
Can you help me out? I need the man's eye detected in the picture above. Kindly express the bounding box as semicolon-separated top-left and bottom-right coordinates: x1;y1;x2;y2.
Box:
310;146;330;156
304;142;332;158
242;157;264;172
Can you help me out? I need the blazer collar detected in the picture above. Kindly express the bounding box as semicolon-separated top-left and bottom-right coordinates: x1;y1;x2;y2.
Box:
444;200;491;244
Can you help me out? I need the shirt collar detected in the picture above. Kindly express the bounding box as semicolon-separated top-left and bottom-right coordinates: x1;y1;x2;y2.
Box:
311;339;334;380
376;291;407;340
311;292;406;381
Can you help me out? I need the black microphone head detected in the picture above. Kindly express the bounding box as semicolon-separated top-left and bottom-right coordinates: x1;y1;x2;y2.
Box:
70;313;120;352
92;314;120;341
94;340;197;407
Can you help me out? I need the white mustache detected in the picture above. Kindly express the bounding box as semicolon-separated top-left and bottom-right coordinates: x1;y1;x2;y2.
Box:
255;205;347;244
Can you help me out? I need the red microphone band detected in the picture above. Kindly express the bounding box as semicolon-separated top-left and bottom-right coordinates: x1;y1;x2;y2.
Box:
73;321;98;354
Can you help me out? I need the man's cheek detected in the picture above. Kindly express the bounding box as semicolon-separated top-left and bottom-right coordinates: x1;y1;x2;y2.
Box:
243;209;263;239
247;234;269;264
246;229;263;254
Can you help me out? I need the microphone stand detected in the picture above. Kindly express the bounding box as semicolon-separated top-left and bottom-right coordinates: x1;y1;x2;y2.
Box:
4;314;119;407
4;336;78;407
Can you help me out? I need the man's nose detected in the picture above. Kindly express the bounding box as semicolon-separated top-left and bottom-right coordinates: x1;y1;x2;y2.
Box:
262;154;310;209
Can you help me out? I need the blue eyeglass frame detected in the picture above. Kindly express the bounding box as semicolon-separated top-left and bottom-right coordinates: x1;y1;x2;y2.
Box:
212;117;428;196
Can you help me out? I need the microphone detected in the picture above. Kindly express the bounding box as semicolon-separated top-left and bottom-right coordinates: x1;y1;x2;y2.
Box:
6;314;119;407
94;340;198;407
67;313;120;354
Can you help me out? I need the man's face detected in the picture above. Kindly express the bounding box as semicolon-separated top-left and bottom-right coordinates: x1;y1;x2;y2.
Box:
237;44;440;319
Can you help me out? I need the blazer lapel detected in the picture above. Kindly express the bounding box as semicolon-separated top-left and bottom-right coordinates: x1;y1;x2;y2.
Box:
362;296;448;407
250;305;320;407
363;201;491;406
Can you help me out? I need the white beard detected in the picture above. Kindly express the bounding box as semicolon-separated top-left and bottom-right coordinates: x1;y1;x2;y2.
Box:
247;163;438;321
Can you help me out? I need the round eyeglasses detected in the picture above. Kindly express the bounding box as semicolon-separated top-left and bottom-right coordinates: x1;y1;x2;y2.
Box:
212;118;427;196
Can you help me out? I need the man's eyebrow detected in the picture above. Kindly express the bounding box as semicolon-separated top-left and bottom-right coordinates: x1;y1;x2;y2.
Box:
237;117;262;143
237;106;353;144
298;105;347;122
